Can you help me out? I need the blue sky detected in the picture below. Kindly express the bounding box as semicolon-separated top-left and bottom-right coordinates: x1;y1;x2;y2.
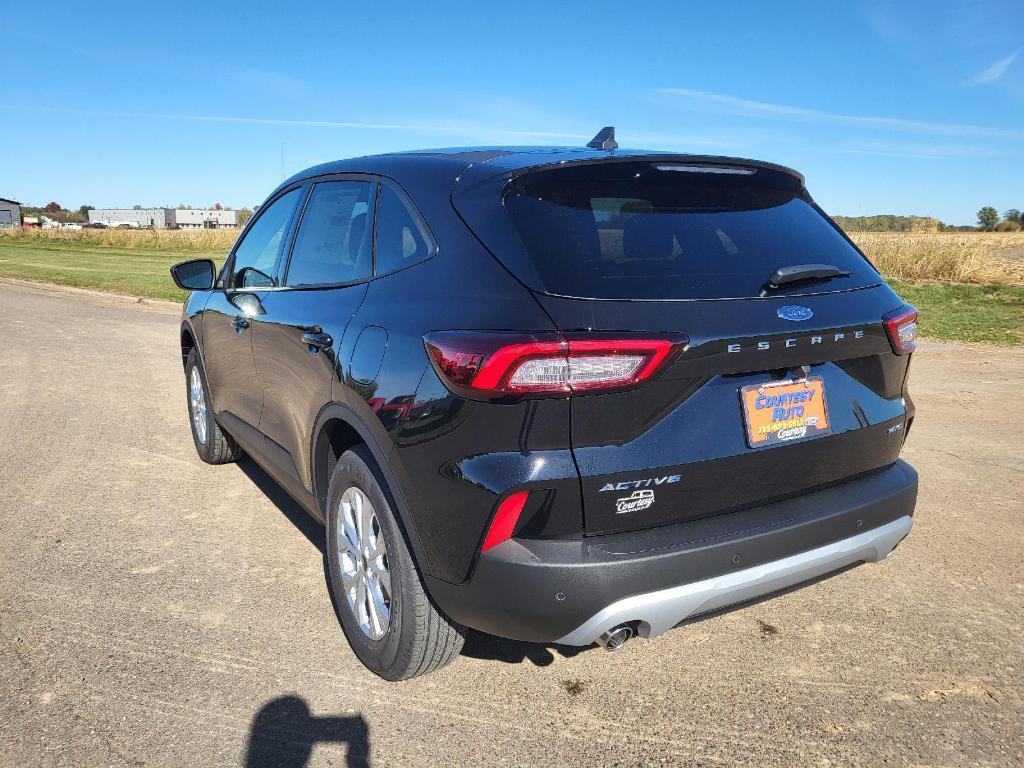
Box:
2;0;1021;224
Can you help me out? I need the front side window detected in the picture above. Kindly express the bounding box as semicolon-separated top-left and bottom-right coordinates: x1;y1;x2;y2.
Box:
374;183;434;276
229;187;302;289
286;181;372;286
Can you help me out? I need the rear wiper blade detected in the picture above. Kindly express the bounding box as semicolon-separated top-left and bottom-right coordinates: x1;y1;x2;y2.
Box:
760;263;851;296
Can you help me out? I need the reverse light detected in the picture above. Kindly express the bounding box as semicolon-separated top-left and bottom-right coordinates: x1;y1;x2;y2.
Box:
883;305;919;355
423;332;685;398
481;492;529;552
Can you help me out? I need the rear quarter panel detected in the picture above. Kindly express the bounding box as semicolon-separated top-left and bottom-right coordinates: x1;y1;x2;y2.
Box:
343;210;577;583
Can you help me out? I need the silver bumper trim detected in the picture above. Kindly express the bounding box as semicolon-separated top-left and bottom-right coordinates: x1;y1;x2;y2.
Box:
556;515;913;646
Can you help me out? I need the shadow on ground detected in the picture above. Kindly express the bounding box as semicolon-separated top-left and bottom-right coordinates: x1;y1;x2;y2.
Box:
245;695;370;767
461;630;590;666
237;455;598;668
237;456;324;553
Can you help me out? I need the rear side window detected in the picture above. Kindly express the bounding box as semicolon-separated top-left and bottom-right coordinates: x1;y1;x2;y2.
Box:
488;162;878;300
287;181;373;286
374;183;434;276
230;187;302;288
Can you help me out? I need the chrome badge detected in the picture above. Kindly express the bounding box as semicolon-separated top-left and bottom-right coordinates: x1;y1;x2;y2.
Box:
777;305;814;322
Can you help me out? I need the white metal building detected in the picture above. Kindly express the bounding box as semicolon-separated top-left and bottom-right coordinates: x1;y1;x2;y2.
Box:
0;198;22;228
86;208;239;229
171;209;239;228
89;209;173;228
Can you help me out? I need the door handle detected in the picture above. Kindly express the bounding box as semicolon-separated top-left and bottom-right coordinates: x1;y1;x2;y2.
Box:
232;316;250;332
301;330;333;352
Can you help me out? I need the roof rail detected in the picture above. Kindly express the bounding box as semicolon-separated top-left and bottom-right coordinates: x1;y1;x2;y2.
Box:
586;127;618;150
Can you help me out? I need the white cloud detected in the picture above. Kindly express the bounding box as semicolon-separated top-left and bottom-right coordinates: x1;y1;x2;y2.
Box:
965;49;1020;86
0;104;738;149
657;87;1024;140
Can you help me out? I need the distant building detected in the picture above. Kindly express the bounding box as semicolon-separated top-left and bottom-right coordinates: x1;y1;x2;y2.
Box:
171;208;239;229
87;207;239;229
0;198;21;228
89;208;172;228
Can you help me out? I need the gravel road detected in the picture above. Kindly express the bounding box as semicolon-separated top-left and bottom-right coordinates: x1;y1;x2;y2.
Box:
1;279;1021;767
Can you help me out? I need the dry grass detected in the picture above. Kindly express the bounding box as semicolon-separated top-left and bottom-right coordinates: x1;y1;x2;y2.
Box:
2;226;1022;343
0;226;240;252
850;232;1024;284
3;227;1024;285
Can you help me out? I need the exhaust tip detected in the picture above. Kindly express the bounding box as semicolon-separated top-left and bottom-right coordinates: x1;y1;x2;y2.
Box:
597;624;633;651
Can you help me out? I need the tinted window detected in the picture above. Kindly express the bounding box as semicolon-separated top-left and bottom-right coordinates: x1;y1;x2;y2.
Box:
374;183;433;275
287;181;373;286
229;187;302;288
494;162;878;300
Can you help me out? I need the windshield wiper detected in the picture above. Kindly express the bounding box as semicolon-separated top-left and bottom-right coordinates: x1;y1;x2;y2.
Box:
760;263;851;296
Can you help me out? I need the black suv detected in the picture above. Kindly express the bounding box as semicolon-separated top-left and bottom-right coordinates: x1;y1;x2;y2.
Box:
172;132;918;680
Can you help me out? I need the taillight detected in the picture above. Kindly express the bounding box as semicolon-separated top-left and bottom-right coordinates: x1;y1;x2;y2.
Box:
883;305;919;354
480;491;529;552
423;332;686;398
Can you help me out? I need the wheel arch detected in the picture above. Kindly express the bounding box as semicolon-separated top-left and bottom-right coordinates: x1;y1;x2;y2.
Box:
311;402;431;576
180;320;202;370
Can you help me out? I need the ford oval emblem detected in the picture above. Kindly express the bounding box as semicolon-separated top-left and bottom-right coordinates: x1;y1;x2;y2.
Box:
777;305;813;322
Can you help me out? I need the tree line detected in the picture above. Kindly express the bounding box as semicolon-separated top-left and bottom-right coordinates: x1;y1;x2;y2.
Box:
976;207;1021;232
833;210;1021;233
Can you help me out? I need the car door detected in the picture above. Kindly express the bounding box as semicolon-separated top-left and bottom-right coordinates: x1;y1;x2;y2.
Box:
251;177;375;496
202;186;304;436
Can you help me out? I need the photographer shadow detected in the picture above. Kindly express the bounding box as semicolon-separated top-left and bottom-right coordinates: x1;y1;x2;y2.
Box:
245;695;370;768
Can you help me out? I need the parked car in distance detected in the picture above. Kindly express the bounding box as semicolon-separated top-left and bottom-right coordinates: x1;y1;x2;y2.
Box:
171;129;918;680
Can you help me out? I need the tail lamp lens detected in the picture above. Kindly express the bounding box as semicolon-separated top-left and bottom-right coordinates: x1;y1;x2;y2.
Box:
883;305;919;354
423;332;684;397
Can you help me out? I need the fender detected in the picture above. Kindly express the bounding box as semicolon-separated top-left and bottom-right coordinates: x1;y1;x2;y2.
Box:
180;315;223;415
179;290;215;394
179;289;214;369
310;401;431;577
180;319;204;368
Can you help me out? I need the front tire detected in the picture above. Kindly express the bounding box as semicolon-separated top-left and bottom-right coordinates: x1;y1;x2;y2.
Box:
326;446;464;680
184;349;241;464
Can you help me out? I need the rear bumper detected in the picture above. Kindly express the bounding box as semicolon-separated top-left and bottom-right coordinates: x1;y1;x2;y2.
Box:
426;460;918;645
557;514;910;645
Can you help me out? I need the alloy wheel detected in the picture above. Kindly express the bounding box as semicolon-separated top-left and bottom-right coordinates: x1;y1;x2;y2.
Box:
189;367;207;445
336;487;392;640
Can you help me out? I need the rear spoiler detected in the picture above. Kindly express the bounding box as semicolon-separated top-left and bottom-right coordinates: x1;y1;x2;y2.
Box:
452;151;805;194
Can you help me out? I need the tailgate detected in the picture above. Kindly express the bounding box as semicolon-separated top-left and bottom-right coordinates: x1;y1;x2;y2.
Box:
536;288;913;535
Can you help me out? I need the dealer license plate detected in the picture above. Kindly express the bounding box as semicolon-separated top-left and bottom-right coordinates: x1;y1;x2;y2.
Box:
740;377;831;448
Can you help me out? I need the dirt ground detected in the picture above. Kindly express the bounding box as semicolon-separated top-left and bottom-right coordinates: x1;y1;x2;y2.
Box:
1;279;1021;767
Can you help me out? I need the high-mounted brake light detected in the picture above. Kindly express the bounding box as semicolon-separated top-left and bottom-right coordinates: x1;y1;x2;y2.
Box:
883;305;919;355
423;332;686;398
481;491;529;552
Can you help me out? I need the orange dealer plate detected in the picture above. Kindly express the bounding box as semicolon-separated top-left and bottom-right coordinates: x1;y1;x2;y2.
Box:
740;376;831;448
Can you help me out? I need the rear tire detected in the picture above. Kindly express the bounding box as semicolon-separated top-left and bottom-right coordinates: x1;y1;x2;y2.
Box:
326;446;464;680
184;349;241;464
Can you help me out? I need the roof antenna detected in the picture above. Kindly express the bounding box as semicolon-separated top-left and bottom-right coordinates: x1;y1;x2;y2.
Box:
586;126;618;150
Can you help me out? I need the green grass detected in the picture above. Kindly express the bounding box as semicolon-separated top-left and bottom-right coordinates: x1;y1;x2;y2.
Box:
1;238;1021;345
891;280;1024;345
0;239;224;302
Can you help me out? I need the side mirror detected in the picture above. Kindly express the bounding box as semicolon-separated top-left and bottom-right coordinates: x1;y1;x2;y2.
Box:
170;259;216;291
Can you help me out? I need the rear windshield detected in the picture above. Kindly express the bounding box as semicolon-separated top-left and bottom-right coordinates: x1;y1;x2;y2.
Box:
493;161;878;300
